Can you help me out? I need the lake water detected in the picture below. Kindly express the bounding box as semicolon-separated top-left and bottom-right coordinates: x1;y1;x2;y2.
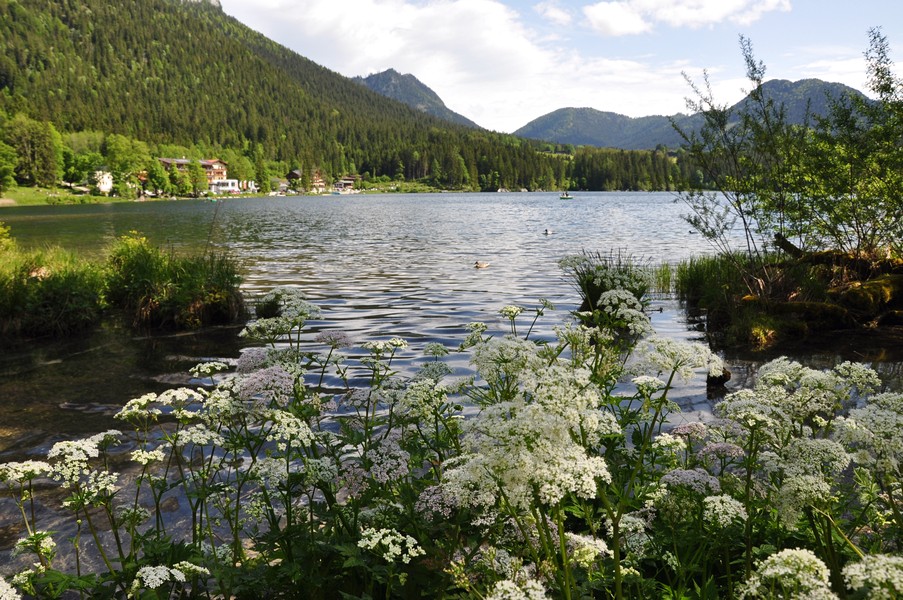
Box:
2;192;902;455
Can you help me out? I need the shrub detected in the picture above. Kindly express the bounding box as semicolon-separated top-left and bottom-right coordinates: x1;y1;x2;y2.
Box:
104;232;244;329
0;246;104;336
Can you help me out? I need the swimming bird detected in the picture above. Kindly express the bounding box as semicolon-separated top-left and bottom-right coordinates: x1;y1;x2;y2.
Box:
544;229;553;235
474;261;490;269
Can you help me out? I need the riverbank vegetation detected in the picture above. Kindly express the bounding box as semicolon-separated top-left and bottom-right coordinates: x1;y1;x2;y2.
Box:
673;31;903;351
2;259;902;599
0;228;244;337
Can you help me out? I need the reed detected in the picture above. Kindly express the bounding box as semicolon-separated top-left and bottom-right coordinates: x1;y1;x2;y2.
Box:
104;233;245;329
0;227;245;337
0;246;104;337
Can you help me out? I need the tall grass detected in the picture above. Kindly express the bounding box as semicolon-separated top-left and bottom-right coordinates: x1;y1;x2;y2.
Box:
104;233;245;329
0;247;104;337
0;227;245;337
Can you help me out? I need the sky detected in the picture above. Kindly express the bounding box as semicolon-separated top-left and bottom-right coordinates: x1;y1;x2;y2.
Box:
217;0;903;133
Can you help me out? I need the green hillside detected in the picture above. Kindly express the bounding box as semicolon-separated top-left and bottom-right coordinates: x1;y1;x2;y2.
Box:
514;79;866;150
0;0;562;189
0;0;701;193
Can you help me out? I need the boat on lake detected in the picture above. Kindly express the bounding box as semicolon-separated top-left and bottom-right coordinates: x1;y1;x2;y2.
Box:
559;191;572;199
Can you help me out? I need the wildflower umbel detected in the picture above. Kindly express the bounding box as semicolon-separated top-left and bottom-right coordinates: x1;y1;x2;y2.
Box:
358;527;425;564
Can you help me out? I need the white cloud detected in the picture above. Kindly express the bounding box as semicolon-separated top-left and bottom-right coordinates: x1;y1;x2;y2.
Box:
534;1;573;26
583;2;651;36
584;0;791;35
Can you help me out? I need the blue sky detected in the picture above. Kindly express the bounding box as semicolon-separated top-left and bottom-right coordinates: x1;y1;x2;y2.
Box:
218;0;902;133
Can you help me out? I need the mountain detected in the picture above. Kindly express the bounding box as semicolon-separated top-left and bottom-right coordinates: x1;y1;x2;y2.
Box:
0;0;563;190
514;79;867;150
354;69;481;129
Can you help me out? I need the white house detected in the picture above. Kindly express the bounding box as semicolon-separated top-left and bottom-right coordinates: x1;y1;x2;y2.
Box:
210;179;240;194
93;170;114;195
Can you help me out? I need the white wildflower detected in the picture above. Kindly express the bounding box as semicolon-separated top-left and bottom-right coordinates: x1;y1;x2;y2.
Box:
133;565;175;590
843;554;903;600
0;460;51;485
115;393;162;422
739;548;838;599
190;361;229;378
398;378;450;420
131;449;165;466
0;577;21;600
358;528;424;564
565;532;611;568
499;305;525;320
639;336;723;382
264;409;314;451
486;578;550;600
703;494;747;529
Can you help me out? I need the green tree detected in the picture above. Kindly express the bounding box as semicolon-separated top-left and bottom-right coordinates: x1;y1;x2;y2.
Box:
0;140;16;193
144;159;171;196
3;114;62;187
254;147;270;194
61;148;103;187
103;134;151;188
674;36;808;297
169;164;192;196
799;28;903;257
187;159;208;197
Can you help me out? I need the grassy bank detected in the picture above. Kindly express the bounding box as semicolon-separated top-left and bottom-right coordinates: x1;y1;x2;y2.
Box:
0;227;245;337
674;251;903;351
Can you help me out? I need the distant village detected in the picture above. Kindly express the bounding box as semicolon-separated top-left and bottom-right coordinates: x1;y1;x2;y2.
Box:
93;158;361;197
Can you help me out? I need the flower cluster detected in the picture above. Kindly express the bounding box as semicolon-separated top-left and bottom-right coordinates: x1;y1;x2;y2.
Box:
485;577;550;600
565;532;611;568
0;577;21;600
739;548;837;599
843;554;903;599
702;494;747;529
357;527;425;564
498;305;524;320
361;337;409;354
0;460;51;485
638;336;723;382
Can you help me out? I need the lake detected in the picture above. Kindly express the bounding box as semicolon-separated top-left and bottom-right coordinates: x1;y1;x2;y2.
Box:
2;192;902;455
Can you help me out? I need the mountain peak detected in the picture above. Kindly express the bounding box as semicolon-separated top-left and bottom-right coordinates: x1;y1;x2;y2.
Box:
354;69;482;129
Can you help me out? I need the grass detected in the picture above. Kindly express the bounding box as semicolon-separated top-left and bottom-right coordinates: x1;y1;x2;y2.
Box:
0;228;245;338
0;246;105;337
0;185;123;206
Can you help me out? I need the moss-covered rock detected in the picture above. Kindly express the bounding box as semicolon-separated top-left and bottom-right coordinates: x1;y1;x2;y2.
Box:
830;274;903;317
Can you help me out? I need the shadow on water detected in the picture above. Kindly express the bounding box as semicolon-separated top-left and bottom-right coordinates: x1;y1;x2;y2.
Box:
0;323;244;458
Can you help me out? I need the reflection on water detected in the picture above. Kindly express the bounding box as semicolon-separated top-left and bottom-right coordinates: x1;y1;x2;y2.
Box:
2;192;901;454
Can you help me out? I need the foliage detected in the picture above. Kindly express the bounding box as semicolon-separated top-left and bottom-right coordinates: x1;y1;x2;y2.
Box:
2;114;62;187
104;232;245;329
0;230;244;337
0;138;16;193
0;244;104;337
6;269;901;598
674;36;812;300
676;32;903;293
798;28;903;258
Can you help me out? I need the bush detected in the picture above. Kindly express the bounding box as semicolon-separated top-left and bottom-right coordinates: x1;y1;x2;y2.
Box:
0;229;245;338
104;232;245;329
0;246;104;337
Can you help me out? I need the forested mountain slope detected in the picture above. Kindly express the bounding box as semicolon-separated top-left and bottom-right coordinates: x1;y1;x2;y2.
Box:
0;0;565;188
354;69;482;129
514;79;866;149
